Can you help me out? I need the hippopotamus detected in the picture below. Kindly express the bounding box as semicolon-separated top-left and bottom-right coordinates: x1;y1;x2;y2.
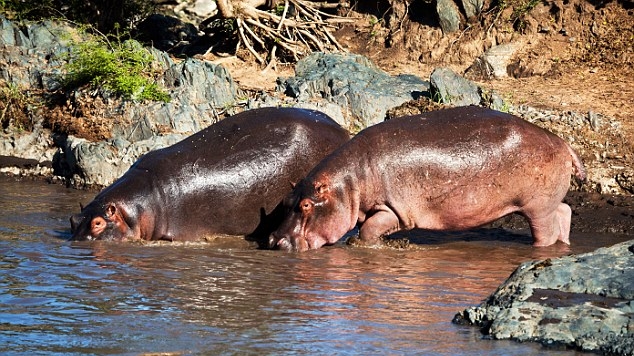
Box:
270;106;586;252
70;107;350;244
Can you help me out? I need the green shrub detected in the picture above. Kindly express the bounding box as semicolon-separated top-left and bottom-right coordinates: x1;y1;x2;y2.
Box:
62;33;170;102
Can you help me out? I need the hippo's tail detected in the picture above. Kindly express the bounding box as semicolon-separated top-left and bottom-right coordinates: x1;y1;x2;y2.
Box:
567;143;586;183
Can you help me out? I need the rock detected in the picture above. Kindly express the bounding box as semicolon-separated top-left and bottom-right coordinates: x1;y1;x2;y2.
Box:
466;43;522;79
436;0;461;33
278;52;429;129
191;0;218;17
454;240;634;355
461;0;484;19
60;134;187;187
0;126;56;163
0;15;30;47
430;67;481;106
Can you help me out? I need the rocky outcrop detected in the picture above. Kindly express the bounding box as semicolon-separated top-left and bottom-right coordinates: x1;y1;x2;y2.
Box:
277;52;431;129
454;240;634;355
0;15;242;187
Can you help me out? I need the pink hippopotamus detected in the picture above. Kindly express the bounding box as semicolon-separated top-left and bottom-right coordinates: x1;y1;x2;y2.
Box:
269;106;586;251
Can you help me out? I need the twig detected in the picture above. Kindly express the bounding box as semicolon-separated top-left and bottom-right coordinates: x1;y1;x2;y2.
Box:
277;0;289;31
237;18;265;64
242;19;265;47
262;45;278;73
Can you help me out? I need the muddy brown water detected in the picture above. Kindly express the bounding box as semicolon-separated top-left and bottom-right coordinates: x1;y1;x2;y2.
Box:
1;177;631;355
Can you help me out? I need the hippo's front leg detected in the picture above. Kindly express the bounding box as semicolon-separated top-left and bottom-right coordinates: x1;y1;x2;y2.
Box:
353;209;400;247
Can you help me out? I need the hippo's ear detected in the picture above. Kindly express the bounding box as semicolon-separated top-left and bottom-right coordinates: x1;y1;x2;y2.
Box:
105;203;117;219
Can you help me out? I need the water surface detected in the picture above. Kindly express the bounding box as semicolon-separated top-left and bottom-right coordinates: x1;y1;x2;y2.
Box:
1;177;629;355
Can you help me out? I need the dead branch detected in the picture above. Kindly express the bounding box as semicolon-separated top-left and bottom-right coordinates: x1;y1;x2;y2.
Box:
213;0;355;66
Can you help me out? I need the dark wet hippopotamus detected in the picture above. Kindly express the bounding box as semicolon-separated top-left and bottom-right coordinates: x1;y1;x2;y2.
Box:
70;107;350;244
270;106;586;252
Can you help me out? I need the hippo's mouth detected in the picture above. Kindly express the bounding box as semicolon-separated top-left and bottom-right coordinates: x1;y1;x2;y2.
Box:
269;234;310;252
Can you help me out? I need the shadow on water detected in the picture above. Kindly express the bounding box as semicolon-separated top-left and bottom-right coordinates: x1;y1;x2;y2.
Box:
0;177;628;355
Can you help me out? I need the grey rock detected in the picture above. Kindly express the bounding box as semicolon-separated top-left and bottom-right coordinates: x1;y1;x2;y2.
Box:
436;0;461;33
191;0;218;17
26;21;57;49
62;134;187;187
430;67;481;106
462;0;484;19
466;43;522;79
0;125;56;163
454;240;634;355
0;15;30;47
278;52;429;129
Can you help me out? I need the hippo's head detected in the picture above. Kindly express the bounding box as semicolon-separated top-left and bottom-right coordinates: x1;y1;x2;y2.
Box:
70;200;137;241
269;177;352;252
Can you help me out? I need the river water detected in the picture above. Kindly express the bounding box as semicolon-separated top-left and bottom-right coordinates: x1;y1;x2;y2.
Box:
1;177;630;355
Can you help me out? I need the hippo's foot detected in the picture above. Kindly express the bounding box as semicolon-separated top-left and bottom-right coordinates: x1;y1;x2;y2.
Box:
528;203;572;247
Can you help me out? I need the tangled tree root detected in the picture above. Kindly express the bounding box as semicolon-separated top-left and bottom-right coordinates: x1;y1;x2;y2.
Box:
215;0;353;68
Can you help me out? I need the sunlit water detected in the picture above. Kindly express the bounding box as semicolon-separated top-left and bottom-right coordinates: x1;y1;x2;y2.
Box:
1;177;630;355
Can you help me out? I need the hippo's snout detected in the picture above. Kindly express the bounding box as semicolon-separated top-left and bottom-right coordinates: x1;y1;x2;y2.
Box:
269;232;292;251
276;237;294;251
269;232;309;252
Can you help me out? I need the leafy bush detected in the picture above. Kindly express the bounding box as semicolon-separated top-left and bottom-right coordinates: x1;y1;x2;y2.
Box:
62;33;170;102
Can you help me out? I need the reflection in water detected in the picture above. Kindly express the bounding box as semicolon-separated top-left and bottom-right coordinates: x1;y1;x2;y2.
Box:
0;178;625;354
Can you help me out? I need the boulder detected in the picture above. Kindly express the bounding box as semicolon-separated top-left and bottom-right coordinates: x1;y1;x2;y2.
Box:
278;52;430;129
0;15;30;47
465;43;523;80
436;0;461;33
454;240;634;355
430;67;481;106
461;0;484;19
60;134;187;187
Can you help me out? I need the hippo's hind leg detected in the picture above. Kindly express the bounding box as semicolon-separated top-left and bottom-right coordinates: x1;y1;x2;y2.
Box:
352;209;400;248
524;202;572;246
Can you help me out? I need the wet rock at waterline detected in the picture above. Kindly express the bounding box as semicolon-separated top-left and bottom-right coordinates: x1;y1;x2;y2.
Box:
454;239;634;355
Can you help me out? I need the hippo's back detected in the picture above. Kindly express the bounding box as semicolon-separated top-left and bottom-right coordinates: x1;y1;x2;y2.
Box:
136;107;350;240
